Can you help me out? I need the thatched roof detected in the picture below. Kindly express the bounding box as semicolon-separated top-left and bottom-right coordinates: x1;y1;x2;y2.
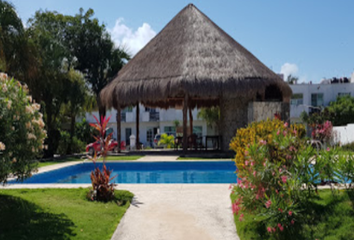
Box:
101;4;291;109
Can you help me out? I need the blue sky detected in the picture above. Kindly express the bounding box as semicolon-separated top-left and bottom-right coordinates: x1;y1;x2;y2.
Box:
9;0;354;83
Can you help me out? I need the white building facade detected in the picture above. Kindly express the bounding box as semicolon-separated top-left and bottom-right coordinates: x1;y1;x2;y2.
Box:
83;105;213;148
289;82;354;123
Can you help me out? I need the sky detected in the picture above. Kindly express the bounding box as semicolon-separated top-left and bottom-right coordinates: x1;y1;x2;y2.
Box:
9;0;354;83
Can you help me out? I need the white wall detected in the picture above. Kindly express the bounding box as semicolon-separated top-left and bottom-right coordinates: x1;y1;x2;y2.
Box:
290;83;354;121
333;124;354;145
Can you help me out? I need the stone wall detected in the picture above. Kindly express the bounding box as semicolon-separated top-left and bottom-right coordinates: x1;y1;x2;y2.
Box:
220;97;250;151
248;102;290;123
220;100;290;152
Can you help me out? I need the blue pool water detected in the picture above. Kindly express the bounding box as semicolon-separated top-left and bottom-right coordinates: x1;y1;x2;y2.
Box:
9;161;237;184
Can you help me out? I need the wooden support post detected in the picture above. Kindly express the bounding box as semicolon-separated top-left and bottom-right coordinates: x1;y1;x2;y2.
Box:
189;108;193;136
116;106;121;153
136;103;140;150
183;95;188;153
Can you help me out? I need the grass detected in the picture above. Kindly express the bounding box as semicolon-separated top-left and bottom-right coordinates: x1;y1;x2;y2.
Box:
232;190;354;240
0;188;133;240
177;156;232;160
38;155;144;167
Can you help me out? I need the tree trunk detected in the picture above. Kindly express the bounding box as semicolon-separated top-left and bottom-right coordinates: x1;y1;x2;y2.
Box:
136;103;140;150
67;115;75;154
116;107;121;153
183;95;188;153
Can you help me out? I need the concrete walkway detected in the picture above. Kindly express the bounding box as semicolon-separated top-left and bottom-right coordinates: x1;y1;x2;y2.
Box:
111;184;239;240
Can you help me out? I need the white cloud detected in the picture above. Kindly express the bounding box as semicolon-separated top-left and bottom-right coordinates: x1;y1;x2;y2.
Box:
280;63;299;80
109;18;156;56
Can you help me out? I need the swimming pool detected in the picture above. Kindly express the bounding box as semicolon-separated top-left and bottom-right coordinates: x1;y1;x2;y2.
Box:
9;161;237;184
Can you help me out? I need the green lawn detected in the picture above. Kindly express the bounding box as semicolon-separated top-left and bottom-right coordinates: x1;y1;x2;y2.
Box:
232;190;354;240
38;155;143;167
0;188;133;240
177;157;232;160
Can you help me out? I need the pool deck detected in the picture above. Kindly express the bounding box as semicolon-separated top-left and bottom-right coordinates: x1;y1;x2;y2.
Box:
1;158;239;240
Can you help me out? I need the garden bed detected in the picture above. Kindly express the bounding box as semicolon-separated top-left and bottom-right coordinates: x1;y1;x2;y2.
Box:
232;189;354;240
0;188;133;240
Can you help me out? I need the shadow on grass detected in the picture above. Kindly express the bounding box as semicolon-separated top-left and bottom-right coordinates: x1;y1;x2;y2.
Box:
239;191;354;240
0;194;75;240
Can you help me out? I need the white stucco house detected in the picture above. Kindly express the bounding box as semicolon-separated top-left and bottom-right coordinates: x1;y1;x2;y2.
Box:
83;106;214;148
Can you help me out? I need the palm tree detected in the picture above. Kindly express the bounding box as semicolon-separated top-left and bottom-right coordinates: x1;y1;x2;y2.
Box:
287;74;299;84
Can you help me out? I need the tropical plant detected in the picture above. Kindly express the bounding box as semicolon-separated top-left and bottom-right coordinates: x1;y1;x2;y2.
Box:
230;121;349;237
230;118;306;171
326;95;354;126
69;8;130;119
0;73;46;183
197;107;220;133
87;115;116;201
286;74;298;84
158;133;175;149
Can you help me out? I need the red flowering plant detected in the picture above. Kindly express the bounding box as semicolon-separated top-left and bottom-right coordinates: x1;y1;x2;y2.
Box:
87;115;117;202
230;122;329;237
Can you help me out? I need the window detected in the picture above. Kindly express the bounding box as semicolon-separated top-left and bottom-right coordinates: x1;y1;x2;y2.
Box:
290;93;303;106
193;126;203;138
145;107;157;113
163;126;176;136
338;92;351;97
311;93;324;107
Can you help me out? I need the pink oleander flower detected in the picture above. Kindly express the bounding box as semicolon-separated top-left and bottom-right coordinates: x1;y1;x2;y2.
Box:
277;130;280;135
327;147;330;151
229;184;233;190
283;130;287;136
245;160;249;166
239;213;244;222
253;171;257;177
267;227;272;233
288;211;293;216
259;139;267;145
291;219;295;225
272;228;276;233
265;199;272;208
279;225;284;231
278;208;283;213
279;168;282;173
272;172;275;176
263;162;266;167
281;175;287;183
245;150;249;155
284;122;288;127
251;161;254;166
275;189;279;194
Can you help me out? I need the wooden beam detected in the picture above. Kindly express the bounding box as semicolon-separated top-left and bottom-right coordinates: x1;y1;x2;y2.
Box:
136;103;140;150
189;108;193;137
183;95;188;153
116;106;121;153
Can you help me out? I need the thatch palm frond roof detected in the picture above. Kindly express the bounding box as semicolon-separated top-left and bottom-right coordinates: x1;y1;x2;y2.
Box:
101;4;291;109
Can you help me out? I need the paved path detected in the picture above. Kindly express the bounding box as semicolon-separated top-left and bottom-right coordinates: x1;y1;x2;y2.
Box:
111;184;239;240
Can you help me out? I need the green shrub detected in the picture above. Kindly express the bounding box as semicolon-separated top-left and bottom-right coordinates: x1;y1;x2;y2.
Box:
0;73;46;183
230;119;306;171
57;131;85;155
231;121;354;237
